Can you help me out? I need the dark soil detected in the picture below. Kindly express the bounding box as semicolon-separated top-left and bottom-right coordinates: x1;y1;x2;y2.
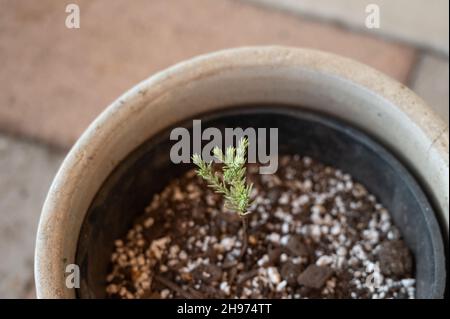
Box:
106;155;415;299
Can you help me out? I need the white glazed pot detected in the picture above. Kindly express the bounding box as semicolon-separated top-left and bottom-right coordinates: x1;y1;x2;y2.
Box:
35;46;449;298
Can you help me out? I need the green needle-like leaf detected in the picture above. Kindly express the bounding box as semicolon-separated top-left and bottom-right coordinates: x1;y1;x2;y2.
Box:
192;137;253;216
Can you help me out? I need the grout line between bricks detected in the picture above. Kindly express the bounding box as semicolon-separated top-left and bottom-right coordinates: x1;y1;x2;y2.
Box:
0;129;69;154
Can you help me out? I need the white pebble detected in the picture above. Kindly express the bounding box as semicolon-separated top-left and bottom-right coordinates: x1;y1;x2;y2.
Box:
316;255;333;266
278;193;290;205
267;267;281;285
268;233;281;243
337;247;347;256
160;289;170;299
257;254;269;266
310;225;321;238
276;280;287;292
330;224;341;235
280;235;290;246
179;250;188;260
220;237;235;251
401;278;415;287
220;281;231;295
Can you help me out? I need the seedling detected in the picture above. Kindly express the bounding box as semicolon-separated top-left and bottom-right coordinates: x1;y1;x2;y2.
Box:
192;137;253;257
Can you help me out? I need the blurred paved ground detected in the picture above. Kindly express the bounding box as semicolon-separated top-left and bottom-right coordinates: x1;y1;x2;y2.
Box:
0;0;417;148
0;0;448;298
245;0;449;55
0;134;64;298
411;54;449;124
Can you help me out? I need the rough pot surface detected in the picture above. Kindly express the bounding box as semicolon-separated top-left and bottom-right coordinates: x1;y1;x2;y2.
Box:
35;47;449;298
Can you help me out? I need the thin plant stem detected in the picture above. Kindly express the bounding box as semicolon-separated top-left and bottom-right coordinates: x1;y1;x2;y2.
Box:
192;137;253;261
239;216;249;259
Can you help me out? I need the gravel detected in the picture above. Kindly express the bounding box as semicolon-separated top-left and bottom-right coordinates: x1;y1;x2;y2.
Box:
106;155;415;299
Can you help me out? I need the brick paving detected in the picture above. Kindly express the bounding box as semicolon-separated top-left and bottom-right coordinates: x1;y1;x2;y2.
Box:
0;0;416;148
0;0;447;298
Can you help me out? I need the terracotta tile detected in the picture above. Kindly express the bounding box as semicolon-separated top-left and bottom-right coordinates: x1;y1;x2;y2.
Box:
0;0;416;148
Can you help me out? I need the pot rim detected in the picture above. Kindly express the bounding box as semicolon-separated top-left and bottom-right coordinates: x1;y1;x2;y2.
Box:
35;46;449;298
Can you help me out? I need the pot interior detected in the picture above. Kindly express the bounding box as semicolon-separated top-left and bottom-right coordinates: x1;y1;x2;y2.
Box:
76;105;445;298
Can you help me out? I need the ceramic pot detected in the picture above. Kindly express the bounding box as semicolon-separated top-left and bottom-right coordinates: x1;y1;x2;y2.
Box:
35;47;448;298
